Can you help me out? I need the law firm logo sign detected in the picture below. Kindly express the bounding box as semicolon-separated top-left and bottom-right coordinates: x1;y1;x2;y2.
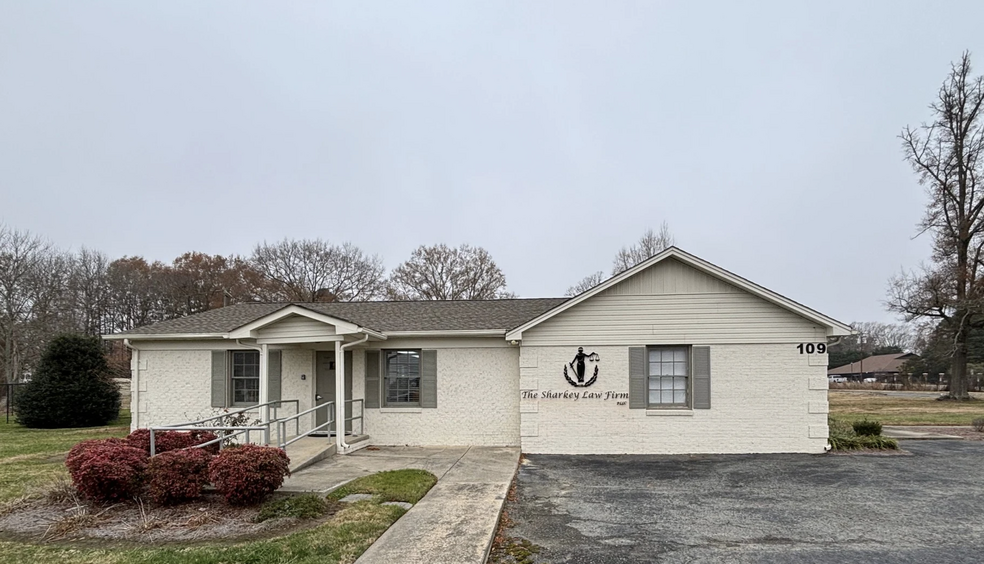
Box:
564;347;600;387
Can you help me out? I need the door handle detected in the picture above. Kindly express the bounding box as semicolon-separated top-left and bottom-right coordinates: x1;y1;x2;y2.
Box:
315;395;323;401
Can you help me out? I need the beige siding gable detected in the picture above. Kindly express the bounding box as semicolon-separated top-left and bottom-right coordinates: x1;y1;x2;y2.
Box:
256;314;336;340
601;257;741;296
525;260;825;345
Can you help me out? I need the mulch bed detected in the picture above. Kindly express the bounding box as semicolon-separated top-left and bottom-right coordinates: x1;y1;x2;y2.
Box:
0;491;333;545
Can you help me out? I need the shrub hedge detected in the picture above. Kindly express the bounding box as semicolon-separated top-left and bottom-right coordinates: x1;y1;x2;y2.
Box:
66;441;149;503
852;419;883;437
126;429;220;455
145;448;213;505
209;444;291;505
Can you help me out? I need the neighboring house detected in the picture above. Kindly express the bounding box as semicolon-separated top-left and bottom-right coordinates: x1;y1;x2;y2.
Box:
827;353;918;382
105;247;851;455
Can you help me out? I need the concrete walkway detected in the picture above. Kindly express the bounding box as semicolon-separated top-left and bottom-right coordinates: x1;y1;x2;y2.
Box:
355;446;519;564
882;426;965;440
281;445;520;563
282;446;519;563
281;445;476;493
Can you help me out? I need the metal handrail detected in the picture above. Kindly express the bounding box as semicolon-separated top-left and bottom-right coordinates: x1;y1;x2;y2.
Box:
148;425;268;456
275;401;334;449
155;399;299;429
149;399;299;456
343;399;364;436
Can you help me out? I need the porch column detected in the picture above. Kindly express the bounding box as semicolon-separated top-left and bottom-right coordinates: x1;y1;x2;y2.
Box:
335;339;346;452
259;344;270;443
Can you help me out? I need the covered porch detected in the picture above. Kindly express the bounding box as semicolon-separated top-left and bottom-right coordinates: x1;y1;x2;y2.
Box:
144;305;385;469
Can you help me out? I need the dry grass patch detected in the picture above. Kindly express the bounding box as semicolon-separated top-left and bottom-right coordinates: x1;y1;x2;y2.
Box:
829;391;984;425
0;413;130;503
0;469;437;564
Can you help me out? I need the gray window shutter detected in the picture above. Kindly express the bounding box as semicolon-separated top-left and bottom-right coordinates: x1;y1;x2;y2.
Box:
267;350;282;403
421;350;437;408
692;346;711;409
628;347;646;409
365;350;380;408
211;351;228;408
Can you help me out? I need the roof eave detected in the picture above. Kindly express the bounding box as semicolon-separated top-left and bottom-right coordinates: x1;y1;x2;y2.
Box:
104;333;229;341
384;330;506;338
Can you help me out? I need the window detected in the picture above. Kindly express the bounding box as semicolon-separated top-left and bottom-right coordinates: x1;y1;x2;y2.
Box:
384;350;420;406
647;347;689;407
231;351;260;406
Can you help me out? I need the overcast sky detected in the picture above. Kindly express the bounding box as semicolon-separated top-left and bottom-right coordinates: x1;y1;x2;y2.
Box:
3;1;982;324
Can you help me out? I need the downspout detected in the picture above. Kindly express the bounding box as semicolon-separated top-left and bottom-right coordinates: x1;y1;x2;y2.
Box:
336;333;370;452
123;339;139;431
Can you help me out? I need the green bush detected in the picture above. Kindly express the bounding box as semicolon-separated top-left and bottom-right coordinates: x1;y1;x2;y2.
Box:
829;434;899;451
828;416;897;451
852;419;883;436
255;494;329;522
14;334;121;428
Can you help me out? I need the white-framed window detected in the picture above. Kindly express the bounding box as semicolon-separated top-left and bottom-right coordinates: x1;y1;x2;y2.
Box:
384;350;420;406
231;350;260;406
647;346;689;407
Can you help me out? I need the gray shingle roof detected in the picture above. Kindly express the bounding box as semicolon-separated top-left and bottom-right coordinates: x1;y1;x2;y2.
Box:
119;298;570;336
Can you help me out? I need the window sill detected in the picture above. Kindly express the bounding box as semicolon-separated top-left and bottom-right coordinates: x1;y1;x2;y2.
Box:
646;409;694;416
379;407;422;413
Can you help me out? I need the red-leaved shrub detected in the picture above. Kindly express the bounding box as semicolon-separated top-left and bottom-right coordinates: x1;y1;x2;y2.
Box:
126;429;220;455
65;438;130;475
145;448;213;505
208;445;291;505
66;441;148;503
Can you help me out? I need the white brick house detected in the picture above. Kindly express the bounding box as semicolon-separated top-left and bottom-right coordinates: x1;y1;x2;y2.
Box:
106;248;851;455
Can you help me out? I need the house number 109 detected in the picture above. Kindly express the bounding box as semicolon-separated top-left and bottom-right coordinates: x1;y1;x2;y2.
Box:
796;343;826;354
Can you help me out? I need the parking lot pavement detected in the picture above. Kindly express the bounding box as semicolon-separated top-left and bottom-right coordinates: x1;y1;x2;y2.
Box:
506;441;984;564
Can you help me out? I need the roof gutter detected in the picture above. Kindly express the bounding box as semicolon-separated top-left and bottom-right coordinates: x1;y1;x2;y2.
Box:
104;333;228;341
382;330;503;338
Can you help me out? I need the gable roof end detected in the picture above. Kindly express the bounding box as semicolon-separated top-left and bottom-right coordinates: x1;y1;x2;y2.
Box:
505;247;853;341
226;304;386;340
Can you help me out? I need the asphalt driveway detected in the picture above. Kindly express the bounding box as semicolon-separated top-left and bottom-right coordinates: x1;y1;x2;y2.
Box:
506;441;984;563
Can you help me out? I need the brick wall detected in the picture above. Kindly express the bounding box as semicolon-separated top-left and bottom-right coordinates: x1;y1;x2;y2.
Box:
356;346;522;447
518;344;829;454
134;350;216;430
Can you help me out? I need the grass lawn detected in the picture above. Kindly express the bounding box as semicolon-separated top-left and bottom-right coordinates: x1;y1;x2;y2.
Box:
829;391;984;425
0;411;131;503
0;469;436;564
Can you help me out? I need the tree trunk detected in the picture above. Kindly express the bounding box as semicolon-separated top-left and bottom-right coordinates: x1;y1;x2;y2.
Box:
950;327;971;399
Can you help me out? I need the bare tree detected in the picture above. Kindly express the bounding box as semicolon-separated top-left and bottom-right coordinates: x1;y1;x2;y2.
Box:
388;244;511;300
67;248;111;336
612;222;674;275
0;225;57;384
565;271;605;297
836;322;916;354
250;239;386;302
888;52;984;399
